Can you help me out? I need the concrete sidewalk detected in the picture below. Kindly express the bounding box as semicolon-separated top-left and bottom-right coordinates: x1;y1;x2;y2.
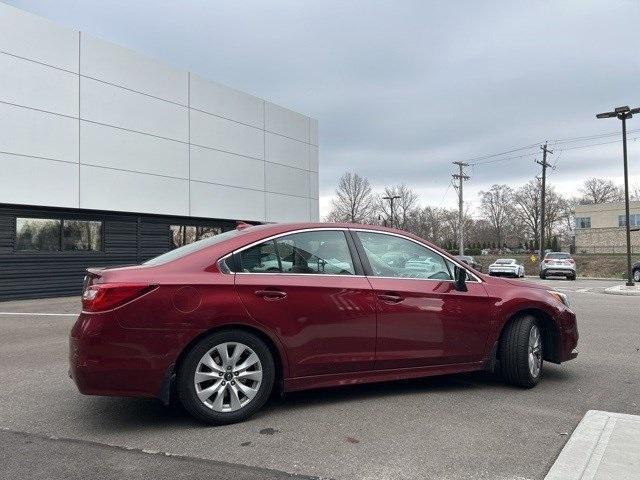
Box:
545;410;640;480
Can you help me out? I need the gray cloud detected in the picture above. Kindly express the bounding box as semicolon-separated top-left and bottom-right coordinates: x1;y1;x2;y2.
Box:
7;0;639;214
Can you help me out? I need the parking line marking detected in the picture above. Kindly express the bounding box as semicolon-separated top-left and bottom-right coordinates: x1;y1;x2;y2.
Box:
0;312;77;317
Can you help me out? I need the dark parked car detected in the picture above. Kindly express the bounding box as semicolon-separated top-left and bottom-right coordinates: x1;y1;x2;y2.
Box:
70;223;579;424
454;255;482;272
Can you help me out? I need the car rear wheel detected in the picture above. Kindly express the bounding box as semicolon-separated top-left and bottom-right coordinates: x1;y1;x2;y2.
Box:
634;269;640;282
177;330;275;425
499;315;543;388
539;272;546;279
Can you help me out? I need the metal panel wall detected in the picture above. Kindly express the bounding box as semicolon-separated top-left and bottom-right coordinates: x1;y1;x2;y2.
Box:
0;204;235;301
0;3;320;223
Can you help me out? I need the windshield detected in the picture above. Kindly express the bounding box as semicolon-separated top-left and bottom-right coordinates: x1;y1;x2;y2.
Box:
495;259;515;264
143;229;244;266
546;252;571;259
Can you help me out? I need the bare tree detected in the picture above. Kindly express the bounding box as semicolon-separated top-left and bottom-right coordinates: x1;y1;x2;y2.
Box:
325;172;375;223
479;184;513;248
512;179;542;244
579;178;624;204
377;184;419;229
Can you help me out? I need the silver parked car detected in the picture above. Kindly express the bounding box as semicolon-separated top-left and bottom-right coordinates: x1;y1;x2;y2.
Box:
540;252;576;280
488;258;525;278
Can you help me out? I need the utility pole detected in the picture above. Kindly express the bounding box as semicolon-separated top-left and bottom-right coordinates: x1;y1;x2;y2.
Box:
382;195;401;228
596;105;640;286
452;162;470;255
536;144;553;262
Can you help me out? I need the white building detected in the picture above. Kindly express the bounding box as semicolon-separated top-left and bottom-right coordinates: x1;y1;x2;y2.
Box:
0;3;319;299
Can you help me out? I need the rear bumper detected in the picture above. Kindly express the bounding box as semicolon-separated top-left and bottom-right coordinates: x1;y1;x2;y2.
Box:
542;266;575;276
69;312;174;398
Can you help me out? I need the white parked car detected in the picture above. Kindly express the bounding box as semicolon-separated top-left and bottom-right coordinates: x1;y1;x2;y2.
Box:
488;258;525;278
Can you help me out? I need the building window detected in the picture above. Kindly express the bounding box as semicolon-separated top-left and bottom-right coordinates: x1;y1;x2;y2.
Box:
16;217;103;252
16;218;61;251
170;225;223;249
62;220;102;251
575;217;591;229
619;213;640;227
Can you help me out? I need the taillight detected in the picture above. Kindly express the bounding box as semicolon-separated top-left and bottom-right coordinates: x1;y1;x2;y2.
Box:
569;259;575;264
544;259;551;263
82;283;156;312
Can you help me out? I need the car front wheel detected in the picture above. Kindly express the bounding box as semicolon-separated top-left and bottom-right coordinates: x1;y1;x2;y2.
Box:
634;269;640;282
177;330;275;425
499;315;542;388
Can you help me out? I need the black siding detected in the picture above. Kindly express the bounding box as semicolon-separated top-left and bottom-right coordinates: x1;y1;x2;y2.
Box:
0;204;237;301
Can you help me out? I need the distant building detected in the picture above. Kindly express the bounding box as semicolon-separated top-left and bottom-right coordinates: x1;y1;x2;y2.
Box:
574;201;640;254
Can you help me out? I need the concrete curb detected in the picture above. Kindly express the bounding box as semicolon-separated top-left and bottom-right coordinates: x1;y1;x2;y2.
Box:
603;285;640;296
545;410;640;480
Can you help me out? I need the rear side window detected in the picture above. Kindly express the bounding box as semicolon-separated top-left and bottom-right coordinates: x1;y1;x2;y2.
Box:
236;230;356;275
239;240;281;273
144;229;242;266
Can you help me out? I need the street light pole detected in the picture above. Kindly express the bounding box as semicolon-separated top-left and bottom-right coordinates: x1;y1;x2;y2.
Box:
596;105;640;286
382;195;401;228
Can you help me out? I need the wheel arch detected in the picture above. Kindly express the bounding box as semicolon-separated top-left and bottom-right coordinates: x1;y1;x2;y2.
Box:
496;308;560;364
160;323;288;404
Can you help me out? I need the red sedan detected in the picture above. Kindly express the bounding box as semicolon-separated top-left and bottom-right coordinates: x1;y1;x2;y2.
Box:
70;223;578;424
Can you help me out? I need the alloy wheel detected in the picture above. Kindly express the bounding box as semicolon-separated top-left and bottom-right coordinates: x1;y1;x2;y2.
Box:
528;325;542;378
194;342;263;412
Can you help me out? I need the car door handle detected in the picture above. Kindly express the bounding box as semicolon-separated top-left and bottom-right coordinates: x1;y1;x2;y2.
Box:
377;293;404;304
254;289;287;300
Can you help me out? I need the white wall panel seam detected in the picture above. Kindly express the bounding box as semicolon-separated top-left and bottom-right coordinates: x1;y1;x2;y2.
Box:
190;106;268;132
0;49;77;75
265;128;315;146
189;142;263;162
0;149;77;165
263;99;267;220
0;99;77;120
80;119;188;145
79;162;189;181
190;178;267;194
80;74;187;108
188;71;191;216
77;31;81;208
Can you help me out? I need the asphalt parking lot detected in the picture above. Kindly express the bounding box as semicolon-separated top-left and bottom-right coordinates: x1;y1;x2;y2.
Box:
0;278;638;480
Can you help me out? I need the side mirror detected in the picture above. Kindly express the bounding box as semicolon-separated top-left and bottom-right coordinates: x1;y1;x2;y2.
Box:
454;265;467;292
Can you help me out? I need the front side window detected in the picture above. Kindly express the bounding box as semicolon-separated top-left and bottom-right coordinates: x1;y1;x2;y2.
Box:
356;231;452;280
236;230;356;275
16;218;61;251
63;220;102;251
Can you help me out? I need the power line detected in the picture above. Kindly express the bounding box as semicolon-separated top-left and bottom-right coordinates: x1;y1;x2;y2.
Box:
463;128;640;167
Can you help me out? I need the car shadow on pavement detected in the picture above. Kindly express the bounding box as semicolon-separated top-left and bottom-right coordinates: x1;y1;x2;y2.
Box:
78;367;573;430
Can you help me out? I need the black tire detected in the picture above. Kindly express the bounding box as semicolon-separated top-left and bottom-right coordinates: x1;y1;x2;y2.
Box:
177;330;275;425
633;269;640;283
499;315;543;388
539;272;546;279
568;274;576;281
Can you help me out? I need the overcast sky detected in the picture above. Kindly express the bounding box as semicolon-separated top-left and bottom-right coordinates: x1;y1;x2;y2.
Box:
6;0;639;217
